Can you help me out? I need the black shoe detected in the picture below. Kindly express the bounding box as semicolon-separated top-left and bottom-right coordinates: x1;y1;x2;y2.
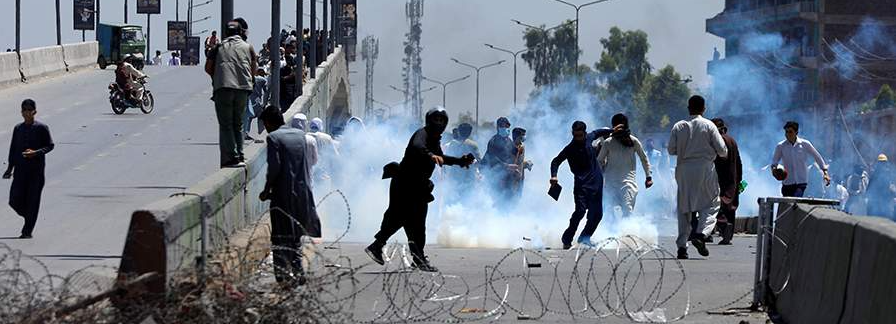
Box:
365;244;385;265
691;235;709;257
18;234;32;239
222;161;247;168
562;244;572;250
677;247;688;260
412;257;439;272
703;235;714;243
718;240;732;245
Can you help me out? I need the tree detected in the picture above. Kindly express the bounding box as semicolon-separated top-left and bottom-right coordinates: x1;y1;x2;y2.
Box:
638;65;691;132
875;84;895;110
594;27;652;103
521;20;579;87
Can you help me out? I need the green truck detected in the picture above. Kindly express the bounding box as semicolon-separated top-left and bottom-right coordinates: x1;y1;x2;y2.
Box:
97;23;146;70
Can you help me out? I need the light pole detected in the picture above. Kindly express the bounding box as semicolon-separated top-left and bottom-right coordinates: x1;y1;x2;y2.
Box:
550;0;612;76
270;0;282;110
512;19;576;86
222;0;233;35
310;0;317;78
55;0;61;45
15;0;19;52
124;0;128;24
423;75;470;109
389;85;437;115
484;44;526;110
451;58;505;129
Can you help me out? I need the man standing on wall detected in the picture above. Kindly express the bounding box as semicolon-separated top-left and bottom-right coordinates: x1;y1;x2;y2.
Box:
770;121;830;197
206;18;258;168
668;96;727;259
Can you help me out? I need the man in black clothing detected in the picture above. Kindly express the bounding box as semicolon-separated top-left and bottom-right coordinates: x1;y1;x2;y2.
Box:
365;107;474;272
4;99;54;239
550;121;613;249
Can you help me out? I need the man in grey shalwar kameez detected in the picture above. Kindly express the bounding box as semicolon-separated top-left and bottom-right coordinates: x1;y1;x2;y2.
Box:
668;96;727;259
597;113;653;218
259;108;321;285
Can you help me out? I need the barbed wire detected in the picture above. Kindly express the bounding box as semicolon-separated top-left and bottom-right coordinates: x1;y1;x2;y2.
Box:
0;189;760;323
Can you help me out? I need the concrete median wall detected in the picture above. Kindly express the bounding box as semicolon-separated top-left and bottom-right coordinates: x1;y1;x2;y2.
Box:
0;52;21;87
19;45;68;80
62;41;98;70
118;47;351;293
770;204;896;323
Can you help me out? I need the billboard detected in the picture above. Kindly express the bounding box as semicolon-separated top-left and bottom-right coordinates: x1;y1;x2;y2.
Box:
338;0;358;61
73;0;96;30
137;0;161;14
183;37;201;65
167;21;188;51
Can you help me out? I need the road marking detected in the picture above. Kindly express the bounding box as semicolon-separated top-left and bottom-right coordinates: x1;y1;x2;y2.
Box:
132;132;142;137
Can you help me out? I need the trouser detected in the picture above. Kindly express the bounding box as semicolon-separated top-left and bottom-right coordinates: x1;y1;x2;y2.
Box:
606;184;636;218
9;170;45;236
677;203;720;248
781;183;807;197
271;234;303;283
243;102;255;135
373;180;430;263
717;198;737;243
213;88;249;166
562;186;603;245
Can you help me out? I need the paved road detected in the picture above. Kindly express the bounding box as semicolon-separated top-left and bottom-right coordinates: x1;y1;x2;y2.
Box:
0;66;259;279
310;237;767;323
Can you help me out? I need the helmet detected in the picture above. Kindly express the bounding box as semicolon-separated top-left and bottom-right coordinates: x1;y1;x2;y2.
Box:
425;106;449;135
122;54;134;63
772;165;788;181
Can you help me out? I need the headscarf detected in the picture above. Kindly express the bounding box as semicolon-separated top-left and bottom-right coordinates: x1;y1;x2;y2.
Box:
310;117;324;133
610;113;634;147
291;113;308;131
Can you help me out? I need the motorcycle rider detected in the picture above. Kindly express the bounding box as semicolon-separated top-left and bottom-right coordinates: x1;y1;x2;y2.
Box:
115;54;146;103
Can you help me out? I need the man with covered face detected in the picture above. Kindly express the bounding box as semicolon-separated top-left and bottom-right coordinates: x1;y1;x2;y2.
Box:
482;117;518;205
550;121;614;249
366;107;475;272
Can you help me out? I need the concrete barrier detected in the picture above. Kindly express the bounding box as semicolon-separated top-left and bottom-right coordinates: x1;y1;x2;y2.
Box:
62;41;99;70
768;204;896;323
0;51;22;87
118;47;351;293
19;45;67;81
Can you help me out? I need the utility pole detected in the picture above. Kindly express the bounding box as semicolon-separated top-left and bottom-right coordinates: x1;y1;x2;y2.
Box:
422;75;470;109
485;44;526;110
270;0;282;110
551;0;611;76
15;0;20;52
296;0;303;96
451;58;505;129
310;0;317;78
96;0;101;41
124;0;128;24
222;0;233;34
56;0;62;45
322;0;328;54
361;36;379;120
176;0;179;20
146;14;151;63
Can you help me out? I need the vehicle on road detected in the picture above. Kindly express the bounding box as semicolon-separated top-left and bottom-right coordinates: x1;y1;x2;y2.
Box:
109;77;154;115
97;23;146;70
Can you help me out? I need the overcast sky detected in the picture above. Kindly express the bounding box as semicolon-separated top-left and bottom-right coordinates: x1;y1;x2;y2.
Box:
2;0;724;122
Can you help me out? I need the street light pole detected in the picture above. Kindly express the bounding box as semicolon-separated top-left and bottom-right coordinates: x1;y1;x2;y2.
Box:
512;19;576;85
551;0;611;76
124;0;128;24
15;0;20;53
222;0;233;34
423;75;470;109
270;0;282;110
451;58;505;129
297;0;304;96
310;0;317;78
485;44;526;110
55;0;61;45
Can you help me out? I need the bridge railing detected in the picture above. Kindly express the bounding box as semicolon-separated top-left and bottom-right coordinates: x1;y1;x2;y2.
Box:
0;42;99;88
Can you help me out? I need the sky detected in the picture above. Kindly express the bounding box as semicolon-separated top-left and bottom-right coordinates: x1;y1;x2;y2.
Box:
1;0;725;122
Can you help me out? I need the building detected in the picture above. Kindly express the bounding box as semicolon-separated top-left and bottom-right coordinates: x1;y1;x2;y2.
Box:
705;0;896;169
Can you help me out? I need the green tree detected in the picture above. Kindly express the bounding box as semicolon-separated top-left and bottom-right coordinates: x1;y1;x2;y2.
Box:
875;84;895;110
594;27;652;104
638;65;691;132
521;20;579;87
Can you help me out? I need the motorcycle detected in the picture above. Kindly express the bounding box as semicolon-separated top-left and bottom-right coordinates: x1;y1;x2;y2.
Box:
109;77;154;115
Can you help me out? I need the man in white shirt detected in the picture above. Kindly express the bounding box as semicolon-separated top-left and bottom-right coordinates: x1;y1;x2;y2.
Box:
668;96;728;259
771;121;830;197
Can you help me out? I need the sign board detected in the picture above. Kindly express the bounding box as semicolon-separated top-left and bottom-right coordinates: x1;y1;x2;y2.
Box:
183;37;201;65
137;0;161;14
73;0;96;30
167;21;188;51
338;0;358;61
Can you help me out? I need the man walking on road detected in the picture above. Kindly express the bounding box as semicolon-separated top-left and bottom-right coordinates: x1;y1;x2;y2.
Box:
206;18;258;168
711;118;742;246
259;108;320;286
770;121;830;197
668;96;727;259
4;99;54;239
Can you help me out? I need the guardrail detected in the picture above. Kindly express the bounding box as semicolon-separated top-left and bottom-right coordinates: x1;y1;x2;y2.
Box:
117;46;349;294
0;41;98;88
755;198;896;323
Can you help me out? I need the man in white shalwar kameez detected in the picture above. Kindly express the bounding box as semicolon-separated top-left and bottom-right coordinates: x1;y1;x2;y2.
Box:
668;96;728;259
597;113;653;218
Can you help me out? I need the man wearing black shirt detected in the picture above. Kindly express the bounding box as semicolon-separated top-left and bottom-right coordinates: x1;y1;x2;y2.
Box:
4;99;54;239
